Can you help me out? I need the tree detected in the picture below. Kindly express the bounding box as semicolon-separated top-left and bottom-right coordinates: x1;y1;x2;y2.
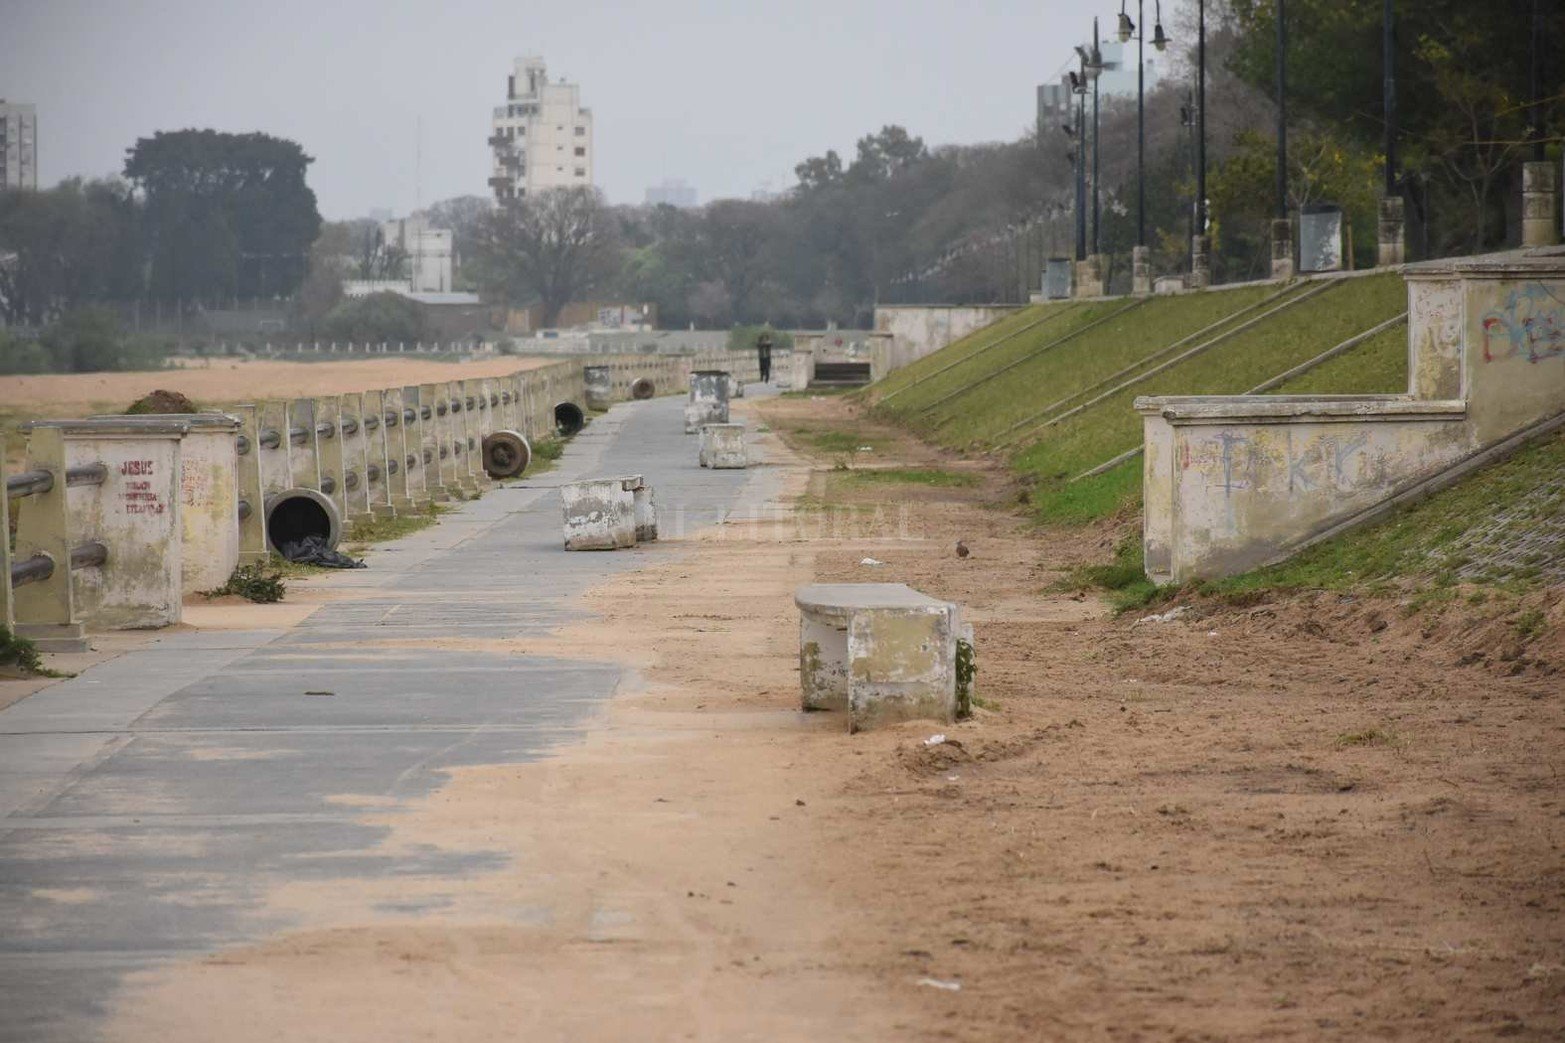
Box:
423;195;493;267
321;292;426;344
0;178;142;326
470;187;617;327
124;130;322;302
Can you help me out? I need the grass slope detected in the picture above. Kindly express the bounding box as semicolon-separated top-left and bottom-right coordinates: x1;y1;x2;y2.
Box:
1217;427;1564;594
875;284;1289;447
1020;272;1407;521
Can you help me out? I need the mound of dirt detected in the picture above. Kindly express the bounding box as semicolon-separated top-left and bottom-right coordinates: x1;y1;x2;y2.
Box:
124;389;197;415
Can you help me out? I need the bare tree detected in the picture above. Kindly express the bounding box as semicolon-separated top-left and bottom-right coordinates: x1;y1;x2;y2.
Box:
472;187;617;327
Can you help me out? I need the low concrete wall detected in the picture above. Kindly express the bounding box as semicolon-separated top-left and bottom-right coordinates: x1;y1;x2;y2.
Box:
1140;247;1565;582
872;305;1023;373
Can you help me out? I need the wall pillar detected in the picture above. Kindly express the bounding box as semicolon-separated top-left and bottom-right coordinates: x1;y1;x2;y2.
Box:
1270;218;1295;280
1189;235;1211;289
1377;195;1406;267
1522;161;1561;247
1131;245;1152;296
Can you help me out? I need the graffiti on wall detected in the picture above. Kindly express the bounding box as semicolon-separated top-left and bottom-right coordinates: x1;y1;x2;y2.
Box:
1480;283;1565;364
1184;427;1372;501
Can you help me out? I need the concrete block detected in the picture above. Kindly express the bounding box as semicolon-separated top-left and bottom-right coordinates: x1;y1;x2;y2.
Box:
685;369;731;432
619;474;658;542
174;414;243;594
728;373;745;399
20;418;186;631
698;423;747;468
560;478;636;550
795;583;961;732
847;604;958;733
584;364;613;410
229;404;269;564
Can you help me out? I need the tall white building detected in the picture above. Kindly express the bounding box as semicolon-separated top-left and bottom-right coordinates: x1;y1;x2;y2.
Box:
0;101;38;191
489;57;593;203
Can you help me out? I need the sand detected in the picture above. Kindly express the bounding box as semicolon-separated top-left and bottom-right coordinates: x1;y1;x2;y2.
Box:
92;394;1565;1041
0;355;558;418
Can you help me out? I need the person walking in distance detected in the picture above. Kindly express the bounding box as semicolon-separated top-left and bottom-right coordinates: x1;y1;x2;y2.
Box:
756;330;774;384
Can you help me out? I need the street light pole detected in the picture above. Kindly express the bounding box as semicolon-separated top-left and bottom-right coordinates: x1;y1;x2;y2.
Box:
1123;0;1168;294
1271;0;1293;279
1191;0;1210;287
1076;86;1088;262
1092;16;1101;259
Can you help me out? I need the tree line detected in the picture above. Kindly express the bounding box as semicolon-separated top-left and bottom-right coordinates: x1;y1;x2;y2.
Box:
3;0;1557;361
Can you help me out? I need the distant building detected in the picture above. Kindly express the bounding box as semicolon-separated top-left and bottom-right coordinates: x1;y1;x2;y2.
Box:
1095;41;1161;100
380;213;453;293
0;100;38;191
645;179;697;208
489;56;593;203
1037;82;1073;137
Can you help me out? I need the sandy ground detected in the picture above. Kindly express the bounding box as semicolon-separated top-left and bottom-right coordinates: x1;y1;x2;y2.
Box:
77;393;1565;1040
0;355;557;418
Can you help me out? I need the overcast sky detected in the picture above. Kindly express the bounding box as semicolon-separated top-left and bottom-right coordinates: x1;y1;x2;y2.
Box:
2;0;1113;219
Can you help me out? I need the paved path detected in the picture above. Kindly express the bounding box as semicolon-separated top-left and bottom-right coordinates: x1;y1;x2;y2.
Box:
0;389;779;1041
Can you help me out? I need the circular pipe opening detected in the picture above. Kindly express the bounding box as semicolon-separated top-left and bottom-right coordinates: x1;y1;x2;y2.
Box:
554;401;585;436
482;429;532;478
630;378;655;400
264;488;342;556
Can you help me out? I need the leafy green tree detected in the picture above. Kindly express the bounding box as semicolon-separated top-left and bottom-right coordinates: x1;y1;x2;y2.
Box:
321;292;426;344
0;179;142;325
124;130;322;303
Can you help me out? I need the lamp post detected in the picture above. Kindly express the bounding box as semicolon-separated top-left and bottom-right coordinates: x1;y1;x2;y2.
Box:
1067;67;1088;264
1271;0;1294;279
1073;22;1105;295
1521;0;1560;246
1377;0;1406;265
1191;0;1210;287
1120;0;1169;294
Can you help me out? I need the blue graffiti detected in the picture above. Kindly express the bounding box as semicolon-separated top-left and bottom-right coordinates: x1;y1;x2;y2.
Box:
1480;282;1565;364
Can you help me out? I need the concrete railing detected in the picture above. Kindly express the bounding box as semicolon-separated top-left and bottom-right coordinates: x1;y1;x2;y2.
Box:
1138;247;1565;582
4;350;776;648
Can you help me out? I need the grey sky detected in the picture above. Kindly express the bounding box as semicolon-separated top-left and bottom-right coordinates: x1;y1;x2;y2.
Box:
2;0;1099;219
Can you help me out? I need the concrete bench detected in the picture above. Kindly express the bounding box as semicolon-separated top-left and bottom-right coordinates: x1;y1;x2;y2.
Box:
794;582;970;733
560;475;656;550
684;369;731;433
698;423;747;469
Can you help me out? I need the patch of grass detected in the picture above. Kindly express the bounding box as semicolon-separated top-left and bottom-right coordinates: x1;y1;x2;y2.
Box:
1513;609;1546;640
201;562;286;603
806;430;884;454
1032;459;1141;525
1060;535;1168;612
1266;319;1408;395
0;625;44;675
834;467;979;488
1013;274;1406;517
1335;727;1400;748
1216;427;1565;595
345;501;449;545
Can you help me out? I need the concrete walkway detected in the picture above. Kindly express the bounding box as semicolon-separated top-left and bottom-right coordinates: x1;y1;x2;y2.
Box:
0;389;779;1042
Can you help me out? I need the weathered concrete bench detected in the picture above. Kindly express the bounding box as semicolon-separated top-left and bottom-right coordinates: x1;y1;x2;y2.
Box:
794;582;969;733
698;423;747;469
560;475;656;550
684;369;731;433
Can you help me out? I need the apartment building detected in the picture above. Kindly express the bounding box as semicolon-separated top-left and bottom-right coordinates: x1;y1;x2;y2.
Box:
489;57;592;202
0;101;38;191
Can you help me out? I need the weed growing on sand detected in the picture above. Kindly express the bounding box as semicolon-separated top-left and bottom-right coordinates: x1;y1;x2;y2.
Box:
1061;536;1169;612
1335;727;1401;748
0;625;44;675
835;467;979;489
201;563;287;604
345;502;448;546
1513;609;1546;641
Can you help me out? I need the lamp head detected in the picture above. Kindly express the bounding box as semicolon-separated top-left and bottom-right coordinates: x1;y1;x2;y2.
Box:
1152;22;1169;50
1117;12;1135;42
